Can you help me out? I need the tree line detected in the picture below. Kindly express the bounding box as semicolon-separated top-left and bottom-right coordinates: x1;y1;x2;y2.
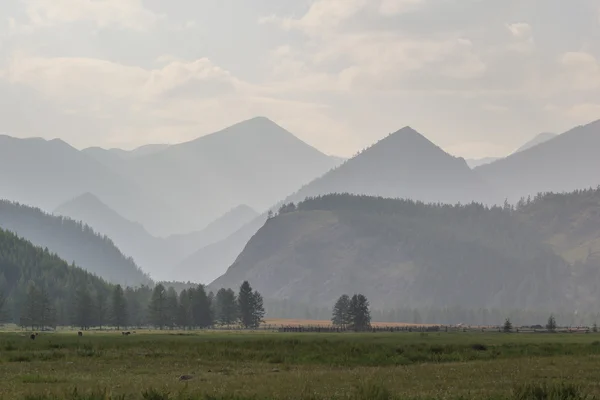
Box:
3;280;265;330
331;294;372;331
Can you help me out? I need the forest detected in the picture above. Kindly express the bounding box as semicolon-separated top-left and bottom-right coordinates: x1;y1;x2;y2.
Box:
0;200;151;286
0;228;265;329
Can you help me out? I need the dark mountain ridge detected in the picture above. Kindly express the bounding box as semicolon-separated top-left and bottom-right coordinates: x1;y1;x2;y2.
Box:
0;199;151;286
211;193;574;311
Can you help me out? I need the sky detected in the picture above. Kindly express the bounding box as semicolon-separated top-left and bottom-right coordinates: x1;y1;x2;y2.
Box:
0;0;599;159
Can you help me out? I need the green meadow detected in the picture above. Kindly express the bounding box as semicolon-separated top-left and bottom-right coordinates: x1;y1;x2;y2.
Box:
1;330;599;399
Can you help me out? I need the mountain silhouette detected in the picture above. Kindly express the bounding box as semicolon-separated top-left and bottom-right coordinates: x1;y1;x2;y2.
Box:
476;120;600;201
55;193;258;280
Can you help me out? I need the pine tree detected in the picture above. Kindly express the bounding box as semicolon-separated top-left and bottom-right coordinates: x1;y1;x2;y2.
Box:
74;287;93;330
348;294;371;331
0;289;6;324
149;284;168;329
238;281;255;328
177;289;192;329
110;285;128;329
503;318;513;333
190;285;212;328
331;295;351;327
165;287;179;329
95;289;108;330
546;314;557;332
22;283;40;330
215;288;237;326
251;291;265;329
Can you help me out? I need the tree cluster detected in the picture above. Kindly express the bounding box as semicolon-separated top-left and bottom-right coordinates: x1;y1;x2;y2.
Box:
331;294;371;331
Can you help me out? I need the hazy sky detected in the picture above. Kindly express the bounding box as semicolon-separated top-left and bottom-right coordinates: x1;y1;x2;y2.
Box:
1;0;599;158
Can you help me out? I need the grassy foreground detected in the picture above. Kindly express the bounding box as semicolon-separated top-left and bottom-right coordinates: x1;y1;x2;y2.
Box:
1;331;600;399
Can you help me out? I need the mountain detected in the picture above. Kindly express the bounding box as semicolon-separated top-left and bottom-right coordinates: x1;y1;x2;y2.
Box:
82;144;170;167
0;227;113;325
54;194;259;280
475;120;600;202
211;193;574;311
282;127;497;206
176;126;499;284
122;117;340;234
53;193;171;279
0;135;175;232
0;199;151;286
173;215;268;284
466;157;501;168
513;132;557;154
165;205;259;257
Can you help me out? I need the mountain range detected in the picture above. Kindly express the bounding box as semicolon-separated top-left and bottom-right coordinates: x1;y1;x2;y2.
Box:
54;193;258;280
176;126;499;283
465;132;557;168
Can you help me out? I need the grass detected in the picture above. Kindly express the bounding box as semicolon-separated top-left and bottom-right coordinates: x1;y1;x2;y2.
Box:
1;331;600;399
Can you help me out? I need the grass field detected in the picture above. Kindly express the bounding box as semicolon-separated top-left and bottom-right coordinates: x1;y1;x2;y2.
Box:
1;330;600;399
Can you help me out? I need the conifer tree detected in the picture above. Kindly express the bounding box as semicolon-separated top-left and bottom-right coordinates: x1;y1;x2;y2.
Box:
165;287;179;329
503;318;513;333
74;286;93;330
215;288;237;326
177;289;192;329
331;294;351;327
190;285;213;328
238;281;255;328
348;294;371;331
149;284;168;329
546;314;557;332
95;289;108;330
251;291;265;328
110;285;128;329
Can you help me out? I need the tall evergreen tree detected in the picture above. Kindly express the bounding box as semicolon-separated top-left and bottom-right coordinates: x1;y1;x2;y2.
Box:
110;285;128;329
349;294;371;331
215;288;237;326
0;289;7;324
149;284;168;329
251;291;265;329
177;289;192;329
165;287;179;329
95;289;108;330
238;281;255;328
331;294;351;327
190;285;213;328
546;314;557;332
74;286;93;330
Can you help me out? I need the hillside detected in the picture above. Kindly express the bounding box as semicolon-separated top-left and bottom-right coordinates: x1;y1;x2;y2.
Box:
0;228;112;324
514;132;557;153
0;200;151;286
475;120;600;201
53;193;171;279
123;117;339;234
211;193;586;311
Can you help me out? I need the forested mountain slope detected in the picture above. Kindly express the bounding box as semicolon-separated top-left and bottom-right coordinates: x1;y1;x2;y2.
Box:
0;228;112;324
212;193;585;311
475;120;600;201
0;200;151;286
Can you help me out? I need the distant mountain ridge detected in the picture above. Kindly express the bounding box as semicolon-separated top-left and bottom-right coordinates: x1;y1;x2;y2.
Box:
0;199;151;286
54;193;259;280
475;120;600;201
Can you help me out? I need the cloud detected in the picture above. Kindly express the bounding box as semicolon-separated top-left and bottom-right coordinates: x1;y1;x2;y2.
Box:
559;51;600;90
14;0;161;32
